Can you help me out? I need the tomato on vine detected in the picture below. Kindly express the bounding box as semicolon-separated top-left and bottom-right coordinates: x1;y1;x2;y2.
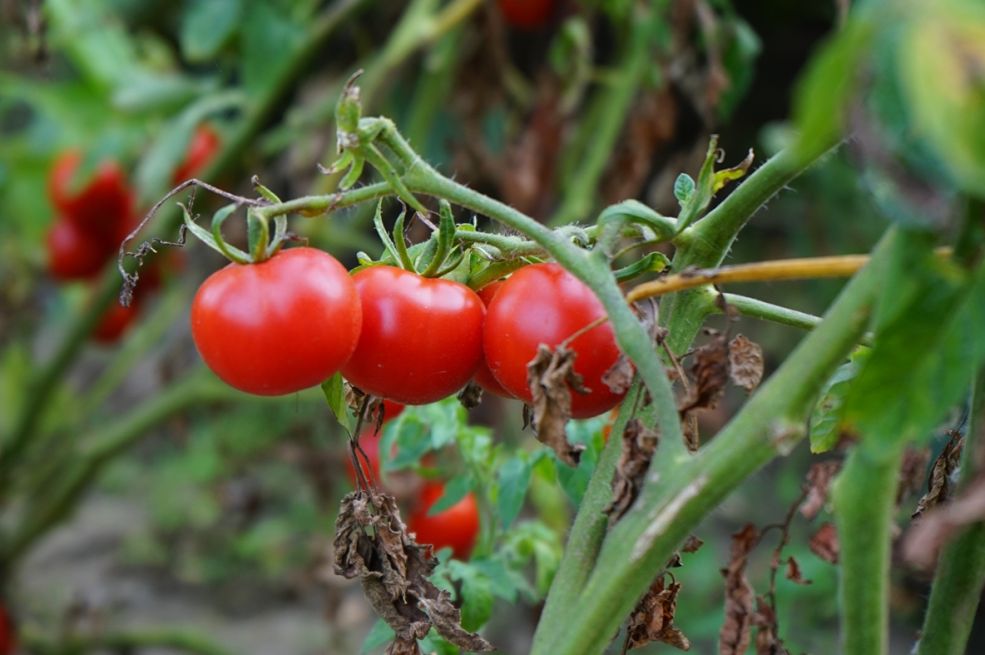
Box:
173;124;221;184
498;0;555;29
408;482;480;560
46;217;115;281
48;150;133;235
191;247;361;396
342;265;485;405
483;263;625;418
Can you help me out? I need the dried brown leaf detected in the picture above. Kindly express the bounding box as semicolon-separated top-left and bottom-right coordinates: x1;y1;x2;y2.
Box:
913;435;964;519
904;472;985;570
800;461;841;520
750;597;789;655
682;414;700;453
625;577;691;651
602;355;635;395
809;522;839;565
333;490;494;653
784;556;811;586
457;382;483;410
682;535;704;553
607;419;660;523
680;335;729;415
719;524;759;655
728;334;764;392
897;446;932;506
526;344;588;466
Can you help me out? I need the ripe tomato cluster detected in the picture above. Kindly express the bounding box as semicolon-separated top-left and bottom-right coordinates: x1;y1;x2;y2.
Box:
192;253;625;417
46;125;219;344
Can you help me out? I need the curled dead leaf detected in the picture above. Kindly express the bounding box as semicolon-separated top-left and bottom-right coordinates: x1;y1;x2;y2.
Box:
457;381;483;410
333;490;494;653
750;596;790;655
800;461;841;521
784;556;811;586
526;344;588;466
602;355;635;395
904;471;985;570
680;334;729;415
625;577;691;651
913;434;963;519
682;535;704;553
809;522;839;565
719;524;759;655
607;419;660;524
728;334;764;392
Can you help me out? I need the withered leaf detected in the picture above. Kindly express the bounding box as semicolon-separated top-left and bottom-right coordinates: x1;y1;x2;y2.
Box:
457;382;483;410
682;414;700;453
607;419;660;524
913;435;964;519
809;522;839;565
750;596;789;655
719;524;759;655
682;535;704;553
897;446;932;507
680;335;729;415
800;461;841;521
728;334;764;392
625;577;691;651
526;344;588;466
784;556;811;586
904;471;985;570
602;355;635;395
333;490;494;653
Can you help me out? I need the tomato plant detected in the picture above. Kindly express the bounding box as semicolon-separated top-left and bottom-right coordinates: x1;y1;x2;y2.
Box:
91;298;142;344
48;150;133;235
45;217;115;281
341;265;485;404
191;247;362;396
172;124;221;184
408;482;480;560
483;263;625;418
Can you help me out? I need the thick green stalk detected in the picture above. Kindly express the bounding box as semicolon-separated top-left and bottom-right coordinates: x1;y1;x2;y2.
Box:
535;229;888;655
0;0;365;486
3;373;244;565
833;444;904;655
916;367;985;655
663;142;839;353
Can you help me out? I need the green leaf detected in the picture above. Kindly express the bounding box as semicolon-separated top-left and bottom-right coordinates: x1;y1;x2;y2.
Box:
843;232;985;457
459;572;493;632
181;0;243;63
897;1;985;198
360;619;394;653
428;475;471;516
809;353;866;454
495;456;531;529
673;173;695;207
320;373;354;434
240;0;305;96
791;14;876;162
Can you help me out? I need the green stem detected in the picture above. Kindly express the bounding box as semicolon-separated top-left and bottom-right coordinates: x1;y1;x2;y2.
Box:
549;4;662;226
535;229;889;655
916;367;985;655
721;292;825;331
23;626;232;655
3;373;244;566
833;444;904;655
0;0;365;490
662;142;839;354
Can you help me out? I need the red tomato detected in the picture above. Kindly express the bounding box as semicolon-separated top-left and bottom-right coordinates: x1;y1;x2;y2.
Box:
46;216;114;280
498;0;555;29
484;263;625;418
191;247;362;396
474;281;512;398
0;603;14;655
48;150;133;235
92;298;142;344
408;483;480;559
345;400;405;484
172;124;221;184
342;266;484;404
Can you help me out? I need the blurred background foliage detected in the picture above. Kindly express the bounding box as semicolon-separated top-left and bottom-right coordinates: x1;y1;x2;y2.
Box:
1;0;984;653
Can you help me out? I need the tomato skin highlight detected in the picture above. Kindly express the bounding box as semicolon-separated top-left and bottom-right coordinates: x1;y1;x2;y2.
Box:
342;266;485;405
48;150;133;235
191;247;362;396
483;263;625;418
408;482;480;560
474;281;512;398
498;0;555;29
172;124;221;184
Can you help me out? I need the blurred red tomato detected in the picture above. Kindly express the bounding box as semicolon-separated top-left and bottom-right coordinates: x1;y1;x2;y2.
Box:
172;124;221;184
408;483;480;560
48;150;133;235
